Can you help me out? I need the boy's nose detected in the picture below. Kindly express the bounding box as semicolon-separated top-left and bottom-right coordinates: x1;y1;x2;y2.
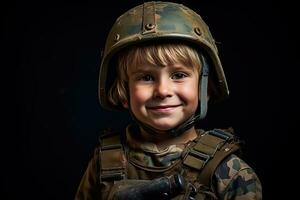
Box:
153;79;172;99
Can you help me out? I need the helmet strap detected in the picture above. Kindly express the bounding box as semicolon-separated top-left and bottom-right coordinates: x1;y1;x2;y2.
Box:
198;55;209;120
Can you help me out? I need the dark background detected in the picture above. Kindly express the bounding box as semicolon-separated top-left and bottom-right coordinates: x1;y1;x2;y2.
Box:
7;0;294;199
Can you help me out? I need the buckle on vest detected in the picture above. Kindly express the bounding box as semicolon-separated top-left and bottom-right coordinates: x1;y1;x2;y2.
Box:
183;149;210;170
209;129;233;141
101;171;125;182
183;129;235;171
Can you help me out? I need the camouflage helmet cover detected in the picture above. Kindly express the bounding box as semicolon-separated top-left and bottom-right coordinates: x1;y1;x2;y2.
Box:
98;1;229;110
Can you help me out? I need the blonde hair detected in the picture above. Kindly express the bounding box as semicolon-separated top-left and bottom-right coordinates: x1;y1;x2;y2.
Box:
108;43;202;107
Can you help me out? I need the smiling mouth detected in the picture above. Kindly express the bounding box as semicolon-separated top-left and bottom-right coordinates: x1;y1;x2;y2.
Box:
146;105;181;112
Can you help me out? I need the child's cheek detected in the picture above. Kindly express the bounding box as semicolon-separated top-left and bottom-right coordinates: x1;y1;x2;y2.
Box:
180;84;198;99
130;86;151;105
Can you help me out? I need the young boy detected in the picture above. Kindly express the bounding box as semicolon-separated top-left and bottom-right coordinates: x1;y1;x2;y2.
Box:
75;1;262;199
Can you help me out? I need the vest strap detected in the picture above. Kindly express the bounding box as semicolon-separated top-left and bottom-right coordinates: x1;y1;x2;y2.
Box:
97;128;240;197
183;128;240;186
99;131;126;182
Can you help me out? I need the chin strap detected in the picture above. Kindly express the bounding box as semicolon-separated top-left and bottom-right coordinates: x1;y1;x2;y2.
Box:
129;55;209;137
199;55;209;120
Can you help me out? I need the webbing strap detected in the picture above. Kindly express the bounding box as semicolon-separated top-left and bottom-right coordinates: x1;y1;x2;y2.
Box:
197;142;240;186
183;129;240;186
99;133;126;182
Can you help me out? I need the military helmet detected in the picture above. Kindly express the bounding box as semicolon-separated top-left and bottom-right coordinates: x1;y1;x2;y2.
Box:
98;1;229;110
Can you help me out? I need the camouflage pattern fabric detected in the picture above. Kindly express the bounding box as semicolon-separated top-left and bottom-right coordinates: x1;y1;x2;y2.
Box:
75;126;262;200
126;127;184;167
214;155;262;199
126;127;262;199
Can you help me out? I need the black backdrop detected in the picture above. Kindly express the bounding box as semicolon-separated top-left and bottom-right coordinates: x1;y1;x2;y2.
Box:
8;0;294;199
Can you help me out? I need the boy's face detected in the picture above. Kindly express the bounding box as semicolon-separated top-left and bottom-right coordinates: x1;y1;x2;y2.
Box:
127;63;199;131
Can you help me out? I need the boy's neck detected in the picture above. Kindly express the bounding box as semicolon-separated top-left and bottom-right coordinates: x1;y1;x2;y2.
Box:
139;126;198;150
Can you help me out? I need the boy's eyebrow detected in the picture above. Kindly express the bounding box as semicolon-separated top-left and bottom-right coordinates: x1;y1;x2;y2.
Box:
170;64;197;72
130;69;155;76
130;66;157;74
130;64;195;74
171;64;190;70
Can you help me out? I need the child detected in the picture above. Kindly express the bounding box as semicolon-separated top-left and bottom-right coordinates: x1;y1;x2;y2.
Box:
75;1;262;199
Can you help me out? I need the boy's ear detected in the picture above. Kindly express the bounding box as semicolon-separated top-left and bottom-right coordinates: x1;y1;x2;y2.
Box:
122;100;129;109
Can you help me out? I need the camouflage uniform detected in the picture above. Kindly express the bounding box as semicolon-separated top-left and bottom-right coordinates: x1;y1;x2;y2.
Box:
75;125;262;199
75;2;262;199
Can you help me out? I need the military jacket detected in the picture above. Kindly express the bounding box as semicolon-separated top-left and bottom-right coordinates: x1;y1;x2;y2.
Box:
75;125;262;199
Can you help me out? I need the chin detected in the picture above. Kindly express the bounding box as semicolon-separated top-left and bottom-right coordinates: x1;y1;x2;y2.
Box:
149;122;178;131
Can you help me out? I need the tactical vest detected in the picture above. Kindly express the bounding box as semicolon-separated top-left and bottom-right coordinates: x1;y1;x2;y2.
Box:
97;128;240;200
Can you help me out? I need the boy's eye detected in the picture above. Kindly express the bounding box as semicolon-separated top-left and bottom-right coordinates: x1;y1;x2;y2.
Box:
171;72;188;80
140;74;154;81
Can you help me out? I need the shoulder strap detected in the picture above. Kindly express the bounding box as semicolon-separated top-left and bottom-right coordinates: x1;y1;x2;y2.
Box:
98;129;126;182
182;128;240;187
97;128;240;188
